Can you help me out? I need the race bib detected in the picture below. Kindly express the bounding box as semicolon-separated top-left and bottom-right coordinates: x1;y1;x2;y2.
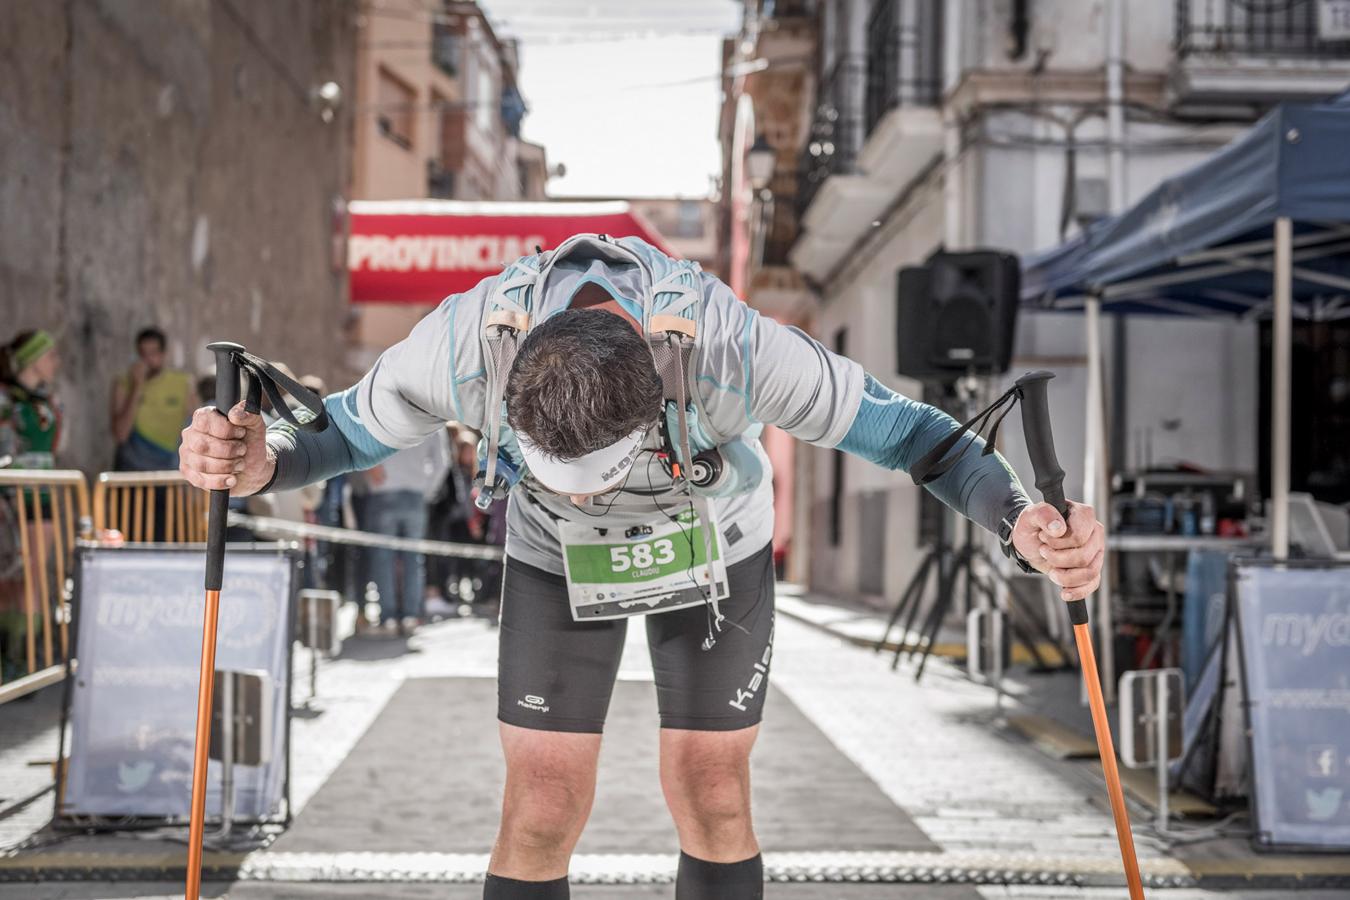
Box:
559;508;730;622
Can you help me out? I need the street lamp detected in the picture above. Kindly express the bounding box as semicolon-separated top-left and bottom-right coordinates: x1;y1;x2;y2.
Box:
746;133;776;193
745;134;777;270
312;81;342;124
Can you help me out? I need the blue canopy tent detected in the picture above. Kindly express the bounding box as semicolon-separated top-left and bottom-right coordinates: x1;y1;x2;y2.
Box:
1022;90;1350;557
1020;93;1350;689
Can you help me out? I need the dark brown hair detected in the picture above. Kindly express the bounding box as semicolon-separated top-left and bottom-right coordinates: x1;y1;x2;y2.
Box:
505;309;662;459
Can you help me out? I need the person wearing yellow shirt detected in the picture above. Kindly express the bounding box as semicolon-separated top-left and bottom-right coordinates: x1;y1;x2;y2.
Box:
110;327;197;471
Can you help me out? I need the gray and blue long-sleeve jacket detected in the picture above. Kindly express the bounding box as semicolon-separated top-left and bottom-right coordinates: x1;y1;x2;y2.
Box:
267;238;1031;574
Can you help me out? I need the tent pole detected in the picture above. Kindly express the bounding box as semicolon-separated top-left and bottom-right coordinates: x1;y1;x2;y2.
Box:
1084;295;1115;702
1100;0;1124;702
1272;217;1292;560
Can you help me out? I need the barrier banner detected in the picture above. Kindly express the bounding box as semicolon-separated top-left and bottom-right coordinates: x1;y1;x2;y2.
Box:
61;546;295;823
348;200;672;303
1234;559;1350;850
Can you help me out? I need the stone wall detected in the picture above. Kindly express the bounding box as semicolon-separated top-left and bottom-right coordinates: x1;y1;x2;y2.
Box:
0;0;357;473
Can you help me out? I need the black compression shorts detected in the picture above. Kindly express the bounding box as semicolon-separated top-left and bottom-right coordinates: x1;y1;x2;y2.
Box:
497;542;776;733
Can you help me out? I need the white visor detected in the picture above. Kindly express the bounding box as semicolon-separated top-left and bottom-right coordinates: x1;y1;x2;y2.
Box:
518;427;647;496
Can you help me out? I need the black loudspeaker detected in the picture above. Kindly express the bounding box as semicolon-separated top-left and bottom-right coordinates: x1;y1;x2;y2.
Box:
895;250;1020;381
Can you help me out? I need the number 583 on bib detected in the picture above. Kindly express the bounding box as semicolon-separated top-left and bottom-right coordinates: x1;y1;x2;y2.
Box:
559;510;730;622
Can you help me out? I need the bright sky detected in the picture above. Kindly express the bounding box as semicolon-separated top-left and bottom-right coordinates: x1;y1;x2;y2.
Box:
483;0;742;198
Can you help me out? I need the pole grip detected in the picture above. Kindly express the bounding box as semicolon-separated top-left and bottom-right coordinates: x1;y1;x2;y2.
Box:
1015;370;1069;518
1016;370;1088;624
205;342;245;592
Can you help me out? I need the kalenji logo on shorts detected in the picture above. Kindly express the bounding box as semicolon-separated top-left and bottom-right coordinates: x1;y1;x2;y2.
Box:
729;623;775;712
517;694;550;713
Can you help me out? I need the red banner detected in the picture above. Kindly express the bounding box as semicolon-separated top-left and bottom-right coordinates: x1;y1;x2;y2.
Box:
348;200;673;304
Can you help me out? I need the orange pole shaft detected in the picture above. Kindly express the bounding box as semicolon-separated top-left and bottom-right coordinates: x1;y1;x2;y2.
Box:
184;587;221;900
1073;621;1146;900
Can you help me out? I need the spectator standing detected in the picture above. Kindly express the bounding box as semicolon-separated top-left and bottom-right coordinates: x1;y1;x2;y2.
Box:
362;431;450;634
476;482;508;623
425;426;475;611
0;330;61;472
314;450;357;595
0;329;62;681
110;327;196;471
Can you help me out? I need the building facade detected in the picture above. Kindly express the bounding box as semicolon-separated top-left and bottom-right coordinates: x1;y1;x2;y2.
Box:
717;1;821;577
725;0;1350;600
0;1;357;473
349;0;551;356
352;0;545;203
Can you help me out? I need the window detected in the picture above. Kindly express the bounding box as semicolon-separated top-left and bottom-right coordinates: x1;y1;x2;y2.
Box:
376;67;415;150
432;23;460;76
430;89;449;161
475;62;496;135
427;159;455;199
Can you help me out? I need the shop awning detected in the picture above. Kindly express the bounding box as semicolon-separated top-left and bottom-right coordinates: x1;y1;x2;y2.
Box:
348;200;673;304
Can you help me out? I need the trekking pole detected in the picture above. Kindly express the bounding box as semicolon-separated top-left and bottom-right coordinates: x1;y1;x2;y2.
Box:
185;341;245;900
1016;371;1145;900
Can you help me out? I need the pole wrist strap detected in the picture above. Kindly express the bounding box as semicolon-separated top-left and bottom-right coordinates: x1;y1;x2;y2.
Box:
909;384;1021;486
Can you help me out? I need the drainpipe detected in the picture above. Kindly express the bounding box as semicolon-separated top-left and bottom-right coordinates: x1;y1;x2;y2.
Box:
942;0;965;248
1105;0;1125;212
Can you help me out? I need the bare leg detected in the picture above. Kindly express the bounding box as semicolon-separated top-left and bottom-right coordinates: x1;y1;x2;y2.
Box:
489;722;602;881
659;725;760;861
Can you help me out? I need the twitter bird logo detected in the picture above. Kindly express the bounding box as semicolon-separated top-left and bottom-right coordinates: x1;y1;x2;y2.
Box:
117;760;155;793
1306;787;1343;822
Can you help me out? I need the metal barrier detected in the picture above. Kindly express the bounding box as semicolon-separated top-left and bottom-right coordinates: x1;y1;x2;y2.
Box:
0;473;499;704
227;512;504;561
0;469;91;703
92;470;208;543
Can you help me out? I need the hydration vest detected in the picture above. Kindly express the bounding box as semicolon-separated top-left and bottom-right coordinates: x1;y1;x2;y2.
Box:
473;233;718;503
472;234;731;630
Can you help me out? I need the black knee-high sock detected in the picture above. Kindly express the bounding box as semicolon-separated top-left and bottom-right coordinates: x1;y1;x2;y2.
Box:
483;872;569;899
675;851;763;900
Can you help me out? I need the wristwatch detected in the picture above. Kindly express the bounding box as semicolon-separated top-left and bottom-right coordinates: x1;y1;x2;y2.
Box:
998;506;1039;574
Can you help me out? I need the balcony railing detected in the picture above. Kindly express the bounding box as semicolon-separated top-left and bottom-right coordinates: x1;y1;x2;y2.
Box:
1177;0;1350;58
796;54;865;219
864;0;943;136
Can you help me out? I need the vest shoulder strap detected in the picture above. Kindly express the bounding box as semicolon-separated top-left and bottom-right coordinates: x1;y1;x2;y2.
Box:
474;243;709;509
475;256;544;505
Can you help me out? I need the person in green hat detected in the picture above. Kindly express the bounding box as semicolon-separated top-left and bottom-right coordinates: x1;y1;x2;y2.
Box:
0;328;62;681
0;329;61;472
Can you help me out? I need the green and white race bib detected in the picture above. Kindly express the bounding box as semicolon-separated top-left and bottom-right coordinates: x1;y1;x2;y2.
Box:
559;508;730;621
